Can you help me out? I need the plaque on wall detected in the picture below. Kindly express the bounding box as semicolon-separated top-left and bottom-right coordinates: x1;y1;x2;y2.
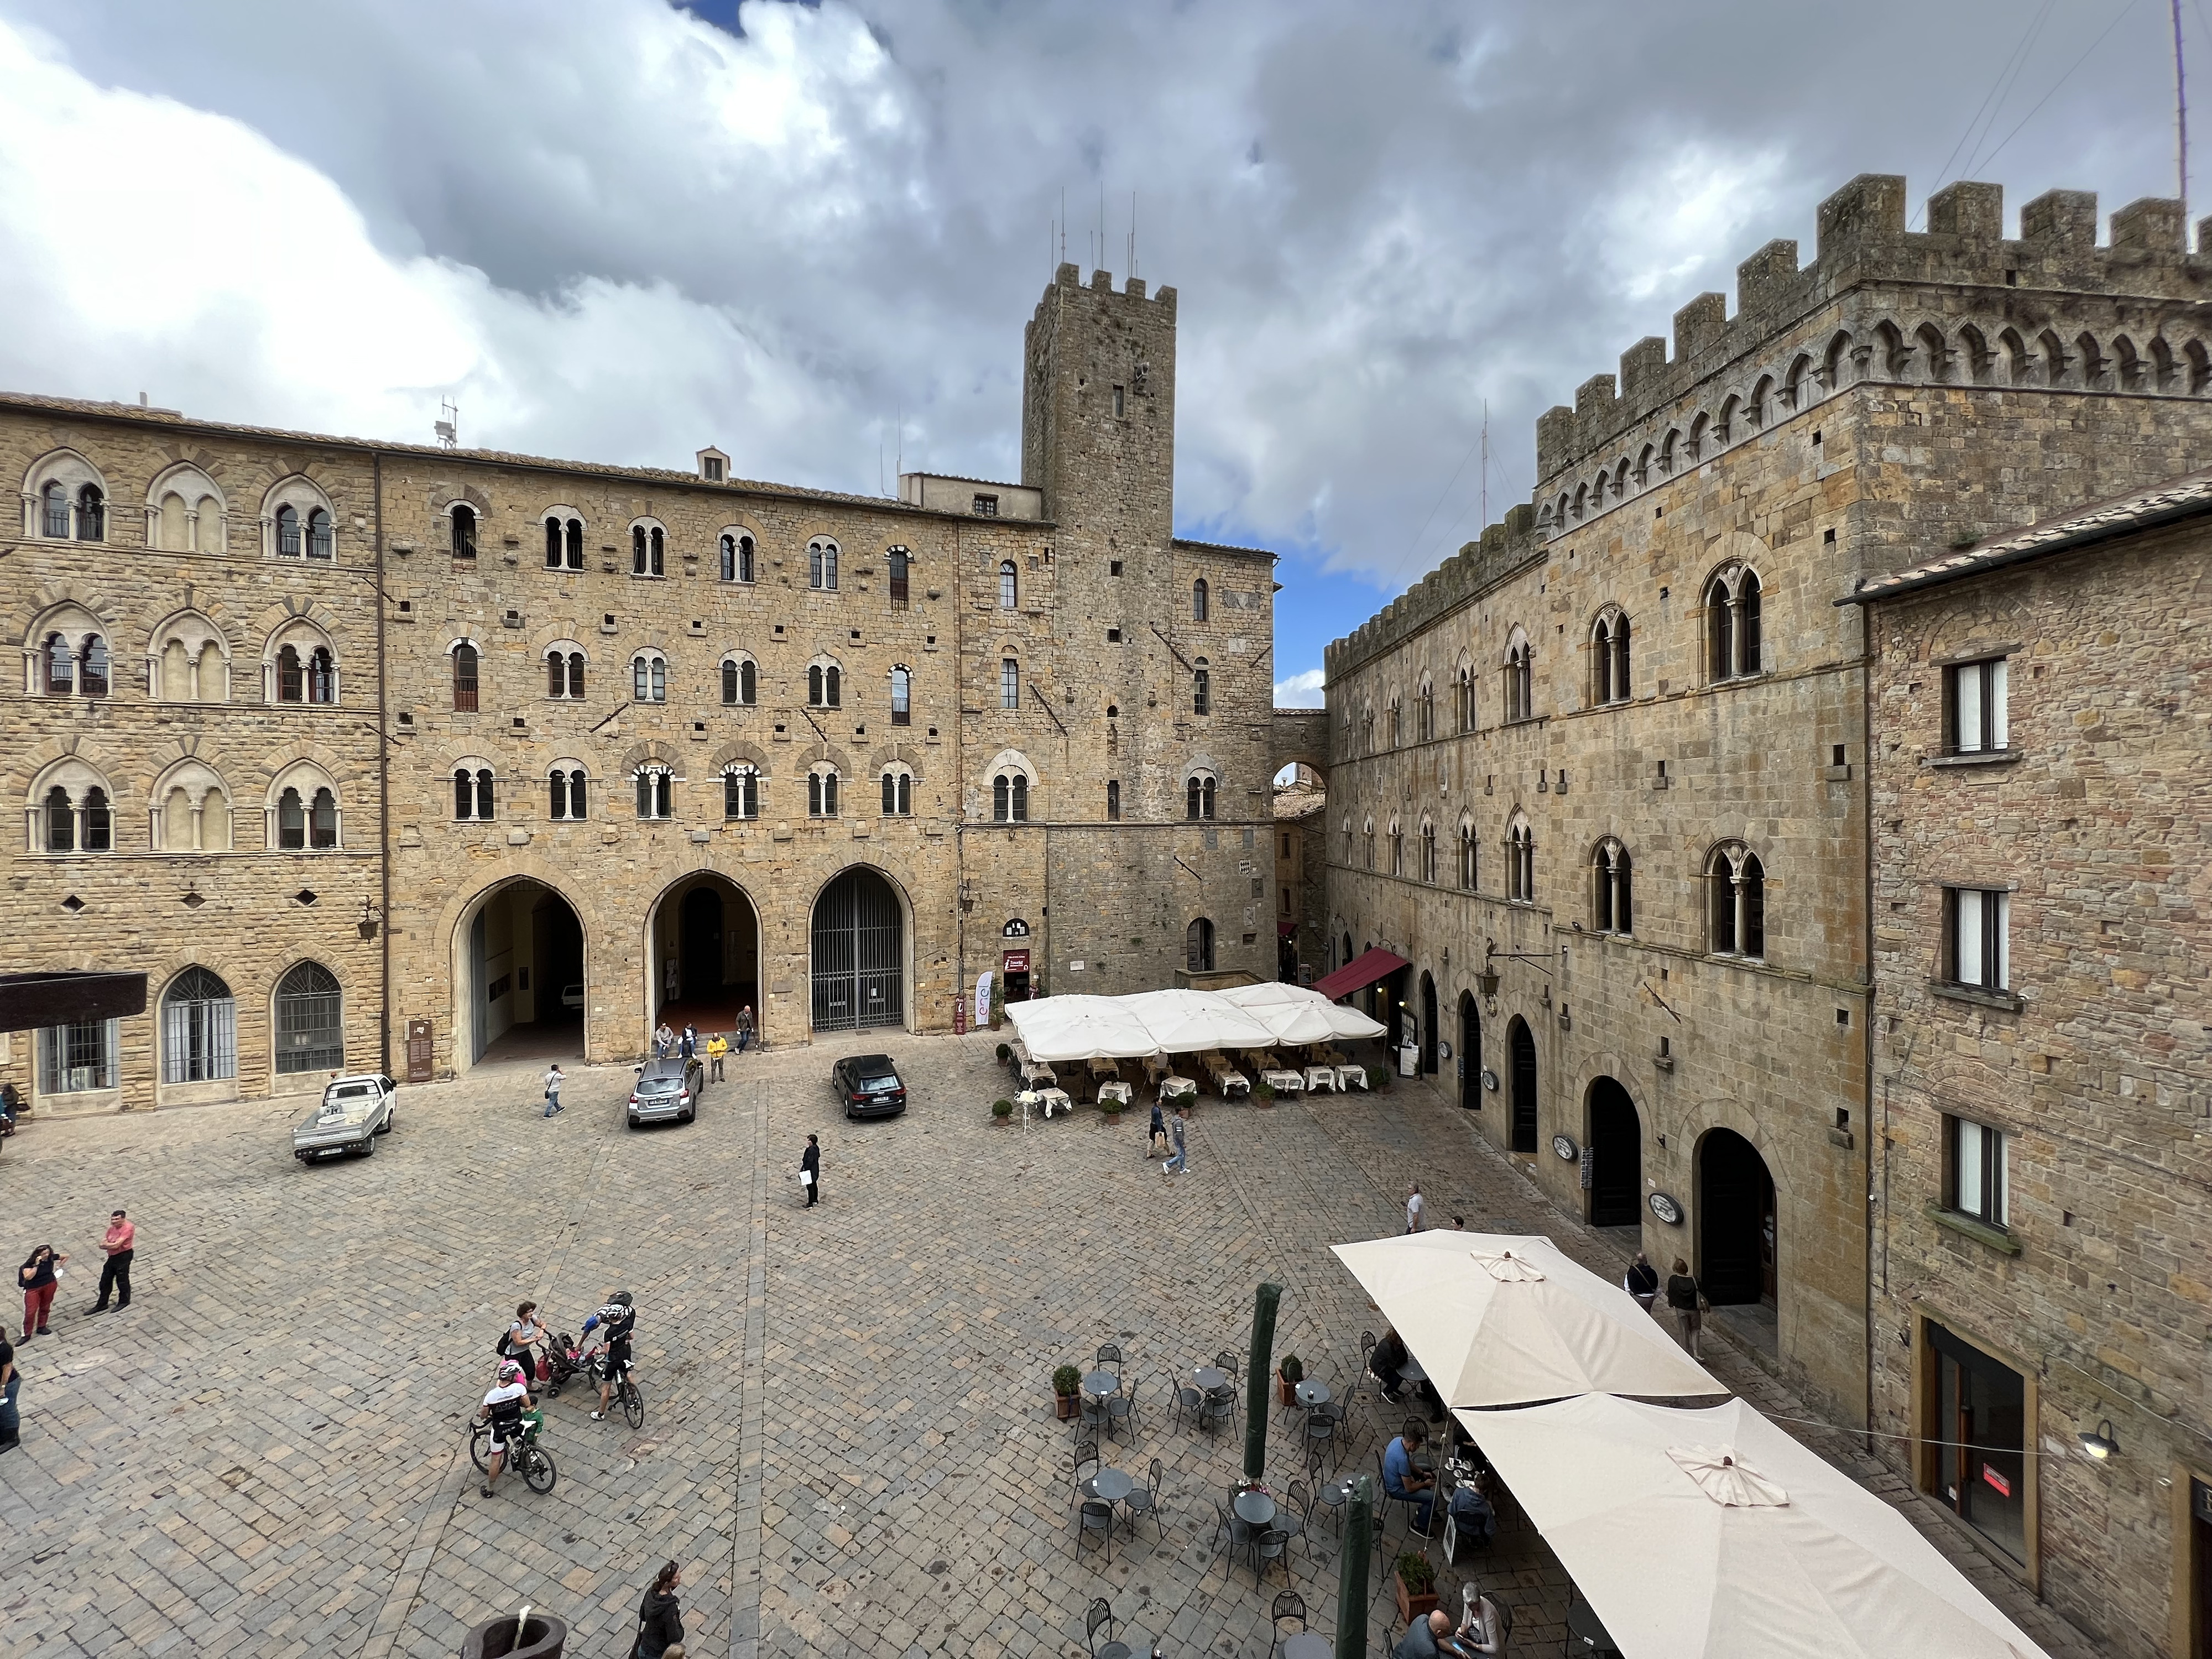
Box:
1551;1134;1579;1161
1648;1191;1684;1226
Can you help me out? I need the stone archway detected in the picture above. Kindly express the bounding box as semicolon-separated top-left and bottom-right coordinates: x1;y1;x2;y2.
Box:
453;876;588;1070
1418;971;1438;1076
1508;1016;1538;1153
1457;991;1481;1110
645;872;762;1042
1587;1076;1641;1228
1698;1126;1777;1307
810;865;907;1035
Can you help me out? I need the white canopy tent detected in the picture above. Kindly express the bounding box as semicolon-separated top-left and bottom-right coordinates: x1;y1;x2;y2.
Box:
995;994;1162;1062
1457;1394;2050;1659
1114;989;1281;1052
1214;980;1387;1045
1329;1231;1723;1406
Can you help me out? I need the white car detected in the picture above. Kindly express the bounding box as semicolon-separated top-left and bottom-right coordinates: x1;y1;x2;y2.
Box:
293;1073;397;1161
561;983;585;1013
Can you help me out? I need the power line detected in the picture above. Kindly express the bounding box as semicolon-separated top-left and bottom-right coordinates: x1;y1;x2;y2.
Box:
1384;415;1492;593
1914;0;2057;227
1972;0;2145;178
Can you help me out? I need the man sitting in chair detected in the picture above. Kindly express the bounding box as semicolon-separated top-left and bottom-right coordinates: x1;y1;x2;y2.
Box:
1394;1608;1474;1659
1384;1422;1437;1533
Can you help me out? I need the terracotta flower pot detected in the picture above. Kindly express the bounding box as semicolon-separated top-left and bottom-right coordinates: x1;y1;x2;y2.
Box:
1054;1391;1078;1421
1394;1577;1439;1626
1276;1373;1297;1407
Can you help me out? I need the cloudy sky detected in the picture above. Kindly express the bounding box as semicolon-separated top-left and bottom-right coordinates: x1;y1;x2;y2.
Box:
0;1;2191;701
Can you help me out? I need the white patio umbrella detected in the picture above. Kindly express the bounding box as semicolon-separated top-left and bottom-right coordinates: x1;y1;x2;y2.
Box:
1117;988;1280;1055
1215;981;1387;1044
1001;995;1161;1063
1458;1394;2050;1659
1329;1231;1721;1407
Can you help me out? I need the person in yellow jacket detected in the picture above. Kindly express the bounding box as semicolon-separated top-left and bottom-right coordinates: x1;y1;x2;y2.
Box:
706;1032;728;1081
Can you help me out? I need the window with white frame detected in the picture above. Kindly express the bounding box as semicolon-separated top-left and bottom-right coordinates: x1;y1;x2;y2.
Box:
275;783;340;850
890;665;912;726
723;655;757;706
452;766;496;821
1945;1116;2009;1227
632;520;665;577
992;771;1029;822
632;651;667;703
40;627;111;697
634;764;674;820
548;767;589;820
38;1018;117;1093
721;530;755;583
545;513;585;570
1001;658;1020;710
880;765;912;816
808;661;842;707
723;763;760;821
808;536;839;591
807;765;840;817
1944;887;2011;991
547;648;586;699
1945;658;2010;754
1707;842;1766;957
1592;838;1632;933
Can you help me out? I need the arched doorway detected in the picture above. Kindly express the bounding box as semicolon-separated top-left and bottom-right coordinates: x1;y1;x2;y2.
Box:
648;873;760;1037
1587;1077;1641;1228
811;865;906;1034
1418;972;1438;1075
1508;1016;1538;1152
1698;1128;1777;1307
457;878;587;1068
1457;992;1481;1110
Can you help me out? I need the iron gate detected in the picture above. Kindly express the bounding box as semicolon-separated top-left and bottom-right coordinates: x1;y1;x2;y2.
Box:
811;867;902;1032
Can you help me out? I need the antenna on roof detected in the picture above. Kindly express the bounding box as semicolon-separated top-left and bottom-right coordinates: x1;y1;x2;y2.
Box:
1060;186;1066;269
2174;0;2189;227
1129;190;1138;281
435;399;458;450
1480;400;1490;529
1098;182;1107;275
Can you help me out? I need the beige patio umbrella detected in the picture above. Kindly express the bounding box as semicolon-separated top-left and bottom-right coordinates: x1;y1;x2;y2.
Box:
1329;1231;1721;1406
1215;980;1387;1045
1001;995;1161;1063
1458;1394;2050;1658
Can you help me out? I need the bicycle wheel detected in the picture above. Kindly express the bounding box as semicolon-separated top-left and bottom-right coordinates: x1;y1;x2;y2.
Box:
468;1424;491;1474
621;1376;645;1430
522;1443;557;1494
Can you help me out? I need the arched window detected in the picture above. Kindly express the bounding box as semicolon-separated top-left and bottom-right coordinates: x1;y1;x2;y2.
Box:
277;787;306;849
1106;780;1121;820
1364;816;1375;869
990;771;1029;822
1186;917;1215;972
274;962;343;1073
808;766;841;817
888;546;910;607
1001;658;1020;710
41;481;68;539
450;504;477;560
43;785;74;852
1416;680;1434;742
1706;566;1763;680
162;967;236;1084
633;652;667;703
809;536;838;591
545;518;564;568
71;483;104;541
999;561;1018;609
275;504;301;557
306;648;336;704
634;764;672;820
549;650;587;698
880;767;912;816
1592;612;1631;705
548;768;588;820
1455;665;1474;732
808;663;841;707
80;786;112;851
309;787;338;848
1387;695;1401;747
278;644;304;703
79;635;109;697
1193;663;1212;716
890;665;912;725
723;764;760;821
1458;821;1477;890
1708;843;1767;958
1193;578;1209;621
722;659;743;705
307;508;333;560
721;532;755;583
1504;632;1533;722
1361;706;1375;752
1390;821;1404;877
1421;820;1437;883
452;642;479;711
1185;773;1216;821
41;633;74;696
1592;839;1632;933
1508;817;1535;902
452;767;495;821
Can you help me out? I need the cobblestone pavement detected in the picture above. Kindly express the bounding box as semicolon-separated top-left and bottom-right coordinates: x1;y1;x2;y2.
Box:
0;1034;2091;1659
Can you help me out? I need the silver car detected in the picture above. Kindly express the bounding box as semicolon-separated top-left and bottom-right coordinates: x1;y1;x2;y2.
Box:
628;1056;704;1127
293;1073;397;1161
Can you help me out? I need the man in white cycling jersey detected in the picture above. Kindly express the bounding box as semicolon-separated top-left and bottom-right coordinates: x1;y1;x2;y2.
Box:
477;1358;534;1498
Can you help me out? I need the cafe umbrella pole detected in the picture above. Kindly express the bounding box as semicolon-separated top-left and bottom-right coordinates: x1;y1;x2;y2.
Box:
1335;1473;1374;1659
1244;1281;1281;1484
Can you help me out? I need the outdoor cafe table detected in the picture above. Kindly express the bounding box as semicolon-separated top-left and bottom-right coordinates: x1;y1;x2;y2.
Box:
1205;1062;1250;1097
1157;1075;1198;1105
1281;1634;1332;1659
1261;1068;1305;1095
1084;1466;1135;1504
1317;1475;1355;1532
1082;1370;1120;1399
1097;1081;1133;1109
1017;1088;1071;1122
1192;1366;1228;1392
1232;1488;1277;1527
1399;1353;1428;1384
1303;1065;1337;1093
1335;1065;1370;1091
1293;1379;1332;1408
1566;1594;1619;1656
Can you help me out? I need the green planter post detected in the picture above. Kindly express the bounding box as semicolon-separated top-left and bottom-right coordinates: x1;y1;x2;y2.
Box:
1243;1281;1282;1484
1335;1472;1374;1659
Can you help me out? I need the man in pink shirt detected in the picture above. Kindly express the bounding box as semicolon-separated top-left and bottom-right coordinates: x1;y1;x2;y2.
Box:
90;1210;133;1313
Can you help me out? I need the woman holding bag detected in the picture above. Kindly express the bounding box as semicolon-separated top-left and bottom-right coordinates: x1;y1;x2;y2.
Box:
17;1243;66;1338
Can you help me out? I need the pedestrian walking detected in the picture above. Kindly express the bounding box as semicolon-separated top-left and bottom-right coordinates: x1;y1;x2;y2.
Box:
630;1561;685;1659
1147;1099;1169;1158
800;1134;821;1206
1161;1104;1189;1176
1666;1256;1707;1359
737;1005;754;1052
654;1021;675;1058
1624;1250;1660;1313
0;1328;17;1453
17;1244;65;1338
88;1211;133;1313
706;1032;727;1081
1405;1182;1426;1233
542;1063;566;1119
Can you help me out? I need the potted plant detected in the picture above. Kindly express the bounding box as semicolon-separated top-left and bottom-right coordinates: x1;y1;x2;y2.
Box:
1254;1081;1276;1105
1052;1364;1082;1421
1367;1063;1392;1090
989;980;1005;1030
995;1041;1011;1063
992;1098;1014;1121
1276;1353;1303;1407
1393;1551;1439;1624
1100;1093;1124;1119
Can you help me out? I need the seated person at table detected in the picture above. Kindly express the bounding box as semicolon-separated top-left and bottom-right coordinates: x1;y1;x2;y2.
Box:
1393;1608;1467;1659
1371;1328;1410;1401
1459;1587;1506;1656
1447;1478;1496;1549
1384;1422;1437;1532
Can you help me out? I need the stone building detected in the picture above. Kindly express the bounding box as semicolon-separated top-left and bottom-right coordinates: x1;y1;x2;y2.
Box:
1846;481;2212;1659
1272;707;1331;982
1321;173;2212;1440
0;263;1275;1113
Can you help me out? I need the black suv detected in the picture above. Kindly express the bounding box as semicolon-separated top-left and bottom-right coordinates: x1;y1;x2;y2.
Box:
832;1053;907;1120
629;1055;705;1127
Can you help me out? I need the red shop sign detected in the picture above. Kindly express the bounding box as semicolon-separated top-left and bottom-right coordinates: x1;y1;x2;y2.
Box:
1003;950;1031;973
1981;1465;2012;1498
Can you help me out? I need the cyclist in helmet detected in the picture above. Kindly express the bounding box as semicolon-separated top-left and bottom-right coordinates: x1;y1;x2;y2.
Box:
580;1289;636;1422
477;1357;535;1498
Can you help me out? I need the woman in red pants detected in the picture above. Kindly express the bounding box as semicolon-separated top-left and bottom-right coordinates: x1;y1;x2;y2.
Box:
17;1244;66;1338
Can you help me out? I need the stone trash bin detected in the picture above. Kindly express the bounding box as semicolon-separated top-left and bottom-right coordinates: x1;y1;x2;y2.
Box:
460;1611;566;1659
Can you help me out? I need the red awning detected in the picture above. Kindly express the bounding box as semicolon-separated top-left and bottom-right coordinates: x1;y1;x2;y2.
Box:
1311;947;1409;1001
1277;920;1298;938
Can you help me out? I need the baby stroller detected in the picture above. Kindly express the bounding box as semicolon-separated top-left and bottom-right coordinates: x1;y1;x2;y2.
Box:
540;1331;591;1396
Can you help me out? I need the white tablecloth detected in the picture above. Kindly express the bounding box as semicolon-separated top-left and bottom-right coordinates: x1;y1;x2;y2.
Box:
1336;1065;1370;1091
1097;1081;1133;1108
1262;1069;1306;1094
1305;1066;1338;1092
1158;1075;1198;1103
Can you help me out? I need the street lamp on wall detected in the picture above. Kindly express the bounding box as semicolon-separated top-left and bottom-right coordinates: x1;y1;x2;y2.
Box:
2080;1419;2119;1460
